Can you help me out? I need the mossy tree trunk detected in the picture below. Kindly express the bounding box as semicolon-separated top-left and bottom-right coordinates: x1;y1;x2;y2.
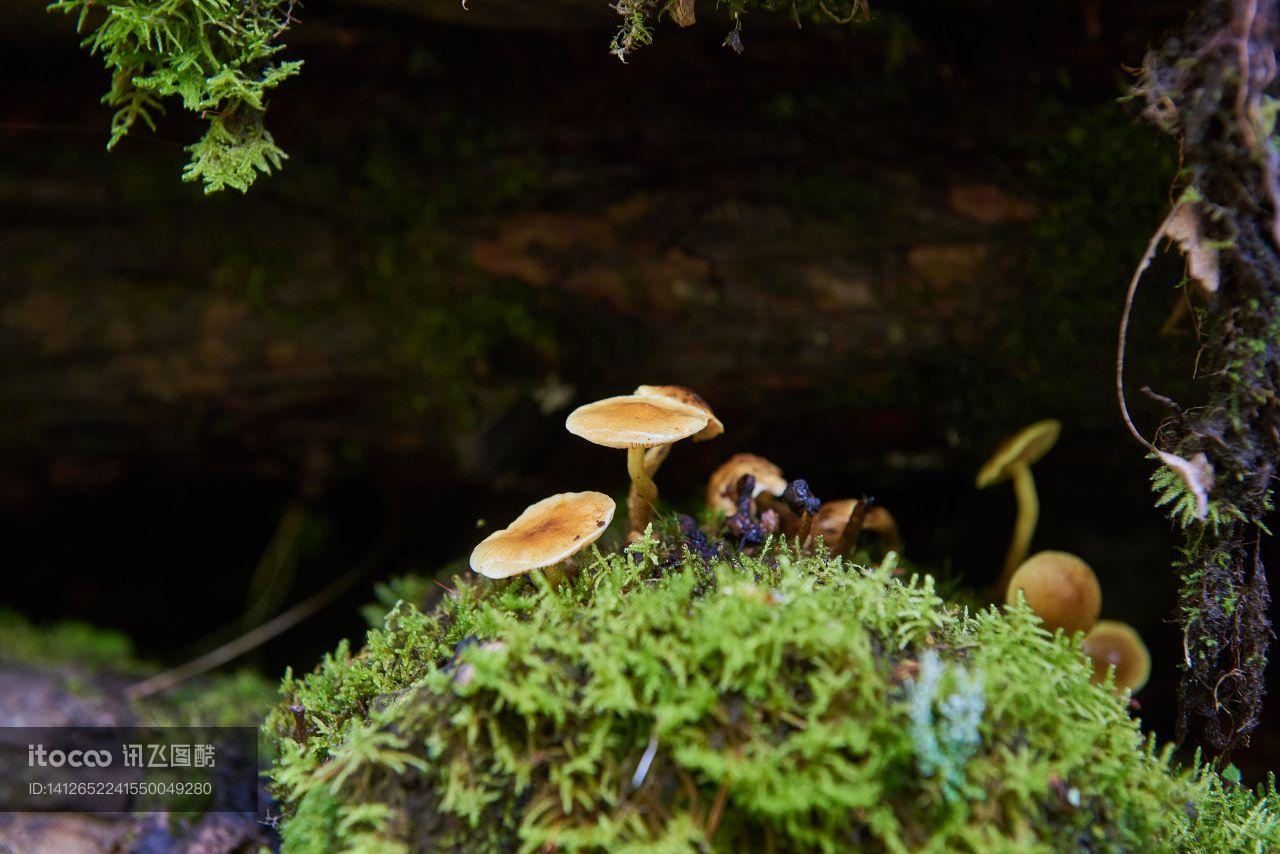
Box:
1137;0;1278;755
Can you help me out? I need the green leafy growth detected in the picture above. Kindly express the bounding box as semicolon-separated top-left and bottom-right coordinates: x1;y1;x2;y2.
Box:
183;111;289;192
266;534;1280;851
48;0;301;192
1149;454;1255;537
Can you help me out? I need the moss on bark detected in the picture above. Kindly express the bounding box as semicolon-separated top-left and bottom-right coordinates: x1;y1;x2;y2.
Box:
1132;0;1279;755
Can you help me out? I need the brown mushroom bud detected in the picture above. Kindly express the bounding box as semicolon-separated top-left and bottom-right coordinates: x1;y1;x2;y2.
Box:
977;419;1062;594
470;491;616;579
1082;620;1152;693
1004;550;1102;636
706;453;787;515
633;385;724;477
566;395;709;535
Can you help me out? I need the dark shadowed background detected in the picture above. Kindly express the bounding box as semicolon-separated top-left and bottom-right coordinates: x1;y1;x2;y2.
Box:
3;0;1276;779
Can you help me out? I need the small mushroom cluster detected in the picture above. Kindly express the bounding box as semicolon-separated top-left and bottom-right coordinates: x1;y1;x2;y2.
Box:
1004;551;1151;694
468;385;903;583
466;395;1149;696
566;385;722;535
980;423;1151;694
469;385;723;582
705;454;902;559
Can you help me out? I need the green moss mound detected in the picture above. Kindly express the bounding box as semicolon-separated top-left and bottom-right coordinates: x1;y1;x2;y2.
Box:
267;534;1280;852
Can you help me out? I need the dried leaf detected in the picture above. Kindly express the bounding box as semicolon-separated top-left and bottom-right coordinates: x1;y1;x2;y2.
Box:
1163;204;1219;294
670;0;696;27
1156;450;1214;520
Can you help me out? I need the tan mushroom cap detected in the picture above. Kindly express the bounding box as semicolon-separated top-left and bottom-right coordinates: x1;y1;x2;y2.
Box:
470;491;616;579
706;453;788;514
634;385;724;441
566;395;709;449
1005;550;1102;635
976;419;1062;488
1082;620;1152;693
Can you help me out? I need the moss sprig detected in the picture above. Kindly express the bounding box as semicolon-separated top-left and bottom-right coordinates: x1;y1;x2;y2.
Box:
48;0;302;192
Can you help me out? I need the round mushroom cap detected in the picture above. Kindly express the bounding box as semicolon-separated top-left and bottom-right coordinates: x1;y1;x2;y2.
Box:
470;491;616;579
1005;550;1102;635
706;453;788;514
976;419;1062;488
566;395;709;449
1082;620;1152;692
634;385;724;441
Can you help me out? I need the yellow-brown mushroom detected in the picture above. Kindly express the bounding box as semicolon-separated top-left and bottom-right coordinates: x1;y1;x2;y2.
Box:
1004;550;1102;636
634;385;724;476
470;491;616;579
977;419;1062;594
1082;620;1152;693
566;395;709;534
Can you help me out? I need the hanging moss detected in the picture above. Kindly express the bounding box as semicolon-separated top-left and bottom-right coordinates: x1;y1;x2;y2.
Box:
48;0;301;193
266;531;1280;851
47;0;875;191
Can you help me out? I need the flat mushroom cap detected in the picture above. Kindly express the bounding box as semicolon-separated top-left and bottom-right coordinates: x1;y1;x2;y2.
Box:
470;491;616;579
1005;550;1102;635
634;385;724;441
976;419;1062;488
706;453;788;514
566;395;709;449
1082;620;1152;692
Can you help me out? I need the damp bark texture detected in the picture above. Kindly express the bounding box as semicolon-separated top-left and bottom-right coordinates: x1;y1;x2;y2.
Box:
1135;0;1279;755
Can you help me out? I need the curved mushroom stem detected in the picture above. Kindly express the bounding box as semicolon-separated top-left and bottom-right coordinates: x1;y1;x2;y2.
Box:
997;462;1038;594
643;443;672;478
627;445;659;534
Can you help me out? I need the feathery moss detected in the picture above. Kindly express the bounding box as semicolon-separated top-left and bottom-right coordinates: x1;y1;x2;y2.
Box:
48;0;301;193
266;532;1280;851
